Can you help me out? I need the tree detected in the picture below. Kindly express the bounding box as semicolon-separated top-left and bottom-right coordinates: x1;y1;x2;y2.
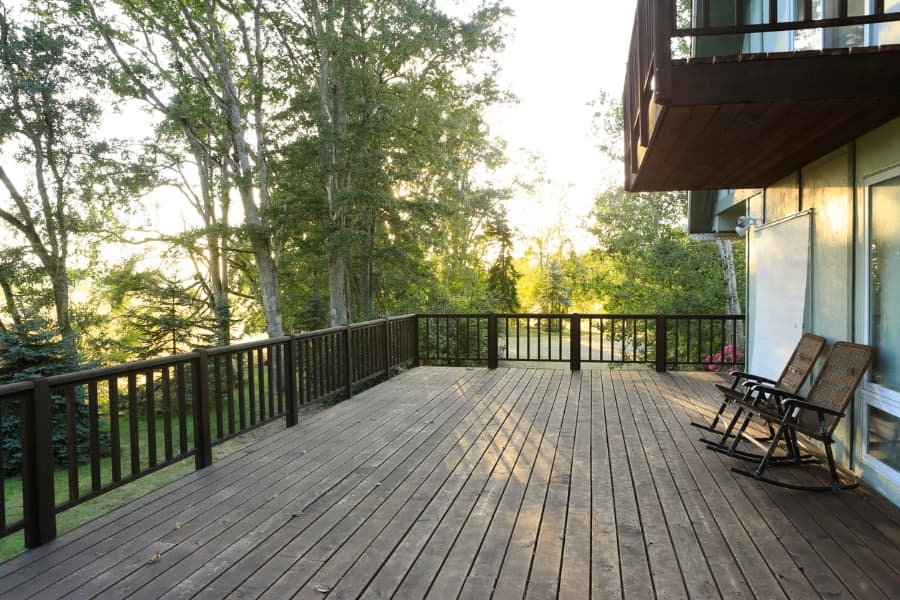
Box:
588;186;731;314
536;258;570;314
586;93;745;315
486;208;519;312
0;3;145;341
0;313;106;474
72;0;286;337
280;0;512;324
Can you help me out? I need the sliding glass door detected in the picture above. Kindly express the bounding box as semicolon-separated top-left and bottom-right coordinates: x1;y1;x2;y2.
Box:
861;170;900;486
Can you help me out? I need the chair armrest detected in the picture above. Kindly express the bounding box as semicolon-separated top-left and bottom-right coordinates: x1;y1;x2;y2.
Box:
782;398;844;418
728;371;776;390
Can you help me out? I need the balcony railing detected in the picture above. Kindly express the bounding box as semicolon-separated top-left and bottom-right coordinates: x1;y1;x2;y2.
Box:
0;312;742;549
624;0;900;190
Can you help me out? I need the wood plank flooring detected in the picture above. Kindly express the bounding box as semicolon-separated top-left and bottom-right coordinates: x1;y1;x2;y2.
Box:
0;366;898;599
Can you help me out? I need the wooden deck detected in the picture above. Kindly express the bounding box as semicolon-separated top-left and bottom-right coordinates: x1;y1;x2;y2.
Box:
1;366;899;599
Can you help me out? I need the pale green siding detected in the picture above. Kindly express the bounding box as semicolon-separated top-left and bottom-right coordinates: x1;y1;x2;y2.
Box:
763;172;801;221
743;117;900;502
801;147;855;464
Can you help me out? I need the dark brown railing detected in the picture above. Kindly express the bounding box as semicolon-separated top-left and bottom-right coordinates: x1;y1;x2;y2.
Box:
0;312;742;549
676;0;900;38
624;0;900;185
418;313;745;372
0;316;418;548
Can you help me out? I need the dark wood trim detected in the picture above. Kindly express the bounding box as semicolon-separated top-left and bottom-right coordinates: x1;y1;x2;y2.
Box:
670;49;900;106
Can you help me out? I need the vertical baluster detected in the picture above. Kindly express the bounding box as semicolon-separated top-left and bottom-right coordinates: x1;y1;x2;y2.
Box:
804;0;814;21
162;367;173;461
267;346;276;417
108;378;121;481
0;400;4;530
276;343;285;415
632;318;638;362
145;370;157;468
237;353;247;430
599;318;605;361
304;339;313;404
247;350;256;426
643;318;649;362
257;347;266;422
587;317;593;362
226;354;236;435
88;382;100;491
769;0;778;23
517;318;522;360
176;363;188;455
213;357;223;439
127;373;140;476
65;386;78;501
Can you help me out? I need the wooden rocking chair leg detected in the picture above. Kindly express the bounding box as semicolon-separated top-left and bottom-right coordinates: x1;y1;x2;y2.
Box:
728;411;754;454
823;433;860;491
730;419;788;482
690;400;728;433
701;406;744;449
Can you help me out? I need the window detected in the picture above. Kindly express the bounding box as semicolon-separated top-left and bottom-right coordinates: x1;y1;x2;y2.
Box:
863;171;900;484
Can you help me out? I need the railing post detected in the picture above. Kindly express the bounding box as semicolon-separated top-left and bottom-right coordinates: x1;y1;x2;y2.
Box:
284;336;298;428
653;0;673;103
383;317;391;381
570;313;582;371
192;350;213;469
655;315;668;373
344;325;353;400
21;378;57;548
487;313;498;370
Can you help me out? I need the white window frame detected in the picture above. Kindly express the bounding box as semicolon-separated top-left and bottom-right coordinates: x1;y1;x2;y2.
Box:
860;165;900;485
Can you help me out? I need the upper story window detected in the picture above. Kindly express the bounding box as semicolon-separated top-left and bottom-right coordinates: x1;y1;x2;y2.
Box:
685;0;900;57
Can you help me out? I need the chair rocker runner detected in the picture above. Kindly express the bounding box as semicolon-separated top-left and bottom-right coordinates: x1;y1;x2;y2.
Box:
691;333;826;440
722;342;873;492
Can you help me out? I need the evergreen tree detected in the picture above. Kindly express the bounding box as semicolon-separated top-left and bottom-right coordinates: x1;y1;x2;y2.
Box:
0;313;106;474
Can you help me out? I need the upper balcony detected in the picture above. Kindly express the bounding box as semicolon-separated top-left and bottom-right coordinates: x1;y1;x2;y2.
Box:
624;0;900;192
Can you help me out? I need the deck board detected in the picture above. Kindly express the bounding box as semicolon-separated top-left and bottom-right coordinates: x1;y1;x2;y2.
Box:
1;366;899;599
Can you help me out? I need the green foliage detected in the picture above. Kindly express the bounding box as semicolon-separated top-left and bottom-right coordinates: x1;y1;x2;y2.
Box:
587;186;732;314
536;258;571;314
102;265;217;358
0;313;108;474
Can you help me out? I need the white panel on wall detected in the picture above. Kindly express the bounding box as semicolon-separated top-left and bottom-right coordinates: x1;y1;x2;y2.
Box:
748;210;813;380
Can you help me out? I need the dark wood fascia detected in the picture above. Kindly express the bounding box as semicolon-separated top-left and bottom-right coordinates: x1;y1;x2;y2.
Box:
670;49;900;106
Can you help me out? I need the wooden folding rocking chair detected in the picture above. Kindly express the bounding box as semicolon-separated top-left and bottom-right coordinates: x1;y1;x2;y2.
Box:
720;342;872;491
691;333;826;440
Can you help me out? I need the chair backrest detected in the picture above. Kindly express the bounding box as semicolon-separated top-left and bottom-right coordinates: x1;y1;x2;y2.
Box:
796;342;873;438
775;333;827;394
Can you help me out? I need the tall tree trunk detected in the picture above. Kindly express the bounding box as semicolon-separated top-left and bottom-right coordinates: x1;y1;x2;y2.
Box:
49;258;72;337
717;238;741;316
204;0;284;338
312;0;350;327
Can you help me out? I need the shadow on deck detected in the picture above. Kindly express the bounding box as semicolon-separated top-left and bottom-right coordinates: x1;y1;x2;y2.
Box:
1;366;898;599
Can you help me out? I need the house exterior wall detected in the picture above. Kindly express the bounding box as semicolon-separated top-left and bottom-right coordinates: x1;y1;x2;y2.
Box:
744;117;900;502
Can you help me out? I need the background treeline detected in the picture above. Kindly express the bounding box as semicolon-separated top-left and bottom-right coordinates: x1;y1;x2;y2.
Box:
0;0;744;379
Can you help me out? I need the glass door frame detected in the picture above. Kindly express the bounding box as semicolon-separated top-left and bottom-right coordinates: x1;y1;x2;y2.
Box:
859;165;900;487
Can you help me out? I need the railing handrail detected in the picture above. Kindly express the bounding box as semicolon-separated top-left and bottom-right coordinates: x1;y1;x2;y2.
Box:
677;2;900;39
0;312;741;550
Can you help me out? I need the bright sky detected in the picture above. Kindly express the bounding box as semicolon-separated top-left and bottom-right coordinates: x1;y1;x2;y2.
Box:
462;0;639;253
